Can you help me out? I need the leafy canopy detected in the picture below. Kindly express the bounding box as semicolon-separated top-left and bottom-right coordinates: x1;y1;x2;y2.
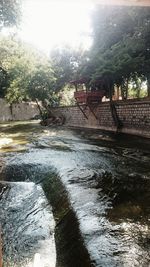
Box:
0;35;56;104
0;0;21;30
79;6;150;98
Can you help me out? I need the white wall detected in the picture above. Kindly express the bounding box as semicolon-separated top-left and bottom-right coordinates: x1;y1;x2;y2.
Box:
0;99;39;122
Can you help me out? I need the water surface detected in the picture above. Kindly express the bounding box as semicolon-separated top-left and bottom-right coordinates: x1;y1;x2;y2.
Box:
0;121;150;267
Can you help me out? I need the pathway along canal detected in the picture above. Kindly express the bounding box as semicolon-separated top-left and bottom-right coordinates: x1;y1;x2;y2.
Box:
0;121;150;267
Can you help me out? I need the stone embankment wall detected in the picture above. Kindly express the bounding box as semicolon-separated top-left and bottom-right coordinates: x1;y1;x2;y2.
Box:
0;98;149;138
0;99;39;122
51;99;150;138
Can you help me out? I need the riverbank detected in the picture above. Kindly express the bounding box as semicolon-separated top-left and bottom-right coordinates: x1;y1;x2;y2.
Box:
51;99;150;139
0;98;150;139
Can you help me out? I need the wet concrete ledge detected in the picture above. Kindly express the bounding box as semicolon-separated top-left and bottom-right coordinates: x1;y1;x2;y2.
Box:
42;173;94;267
0;180;56;267
0;166;94;267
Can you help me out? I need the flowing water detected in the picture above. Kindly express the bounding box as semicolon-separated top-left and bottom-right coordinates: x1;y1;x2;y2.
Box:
0;121;150;267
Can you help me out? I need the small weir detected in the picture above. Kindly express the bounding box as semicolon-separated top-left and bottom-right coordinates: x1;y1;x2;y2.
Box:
0;121;150;267
0;181;56;267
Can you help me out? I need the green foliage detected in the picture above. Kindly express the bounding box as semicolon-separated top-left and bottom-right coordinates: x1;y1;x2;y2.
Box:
1;5;149;107
28;64;55;102
50;47;73;91
50;46;85;91
59;85;75;107
0;35;56;105
128;77;147;98
80;6;150;98
0;0;21;29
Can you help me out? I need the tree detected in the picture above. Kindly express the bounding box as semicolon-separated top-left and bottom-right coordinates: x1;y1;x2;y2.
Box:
81;5;150;99
0;0;21;98
0;36;36;103
0;35;56;113
50;46;84;91
27;64;56;117
0;0;21;30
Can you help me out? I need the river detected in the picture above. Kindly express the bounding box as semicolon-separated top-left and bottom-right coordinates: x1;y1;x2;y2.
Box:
0;121;150;267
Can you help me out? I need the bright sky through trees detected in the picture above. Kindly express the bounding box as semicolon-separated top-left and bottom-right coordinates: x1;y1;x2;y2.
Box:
19;0;93;54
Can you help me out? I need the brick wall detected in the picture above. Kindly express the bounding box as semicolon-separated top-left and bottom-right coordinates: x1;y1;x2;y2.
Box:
51;99;150;138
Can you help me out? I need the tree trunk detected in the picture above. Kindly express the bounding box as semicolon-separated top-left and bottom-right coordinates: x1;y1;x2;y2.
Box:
35;98;43;119
125;79;128;100
121;85;125;100
42;100;55;118
116;85;120;100
10;103;13;116
109;82;114;102
75;84;78;92
137;87;141;98
125;87;128;100
147;77;150;98
109;86;112;101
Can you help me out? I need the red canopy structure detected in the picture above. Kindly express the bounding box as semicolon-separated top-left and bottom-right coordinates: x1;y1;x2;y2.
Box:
70;78;106;119
74;90;105;105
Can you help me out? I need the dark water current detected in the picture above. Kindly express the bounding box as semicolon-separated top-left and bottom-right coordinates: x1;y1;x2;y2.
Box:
0;121;150;267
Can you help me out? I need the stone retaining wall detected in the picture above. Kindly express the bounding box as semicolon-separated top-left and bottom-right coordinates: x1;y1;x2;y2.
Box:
0;99;39;122
0;98;149;138
51;99;150;138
